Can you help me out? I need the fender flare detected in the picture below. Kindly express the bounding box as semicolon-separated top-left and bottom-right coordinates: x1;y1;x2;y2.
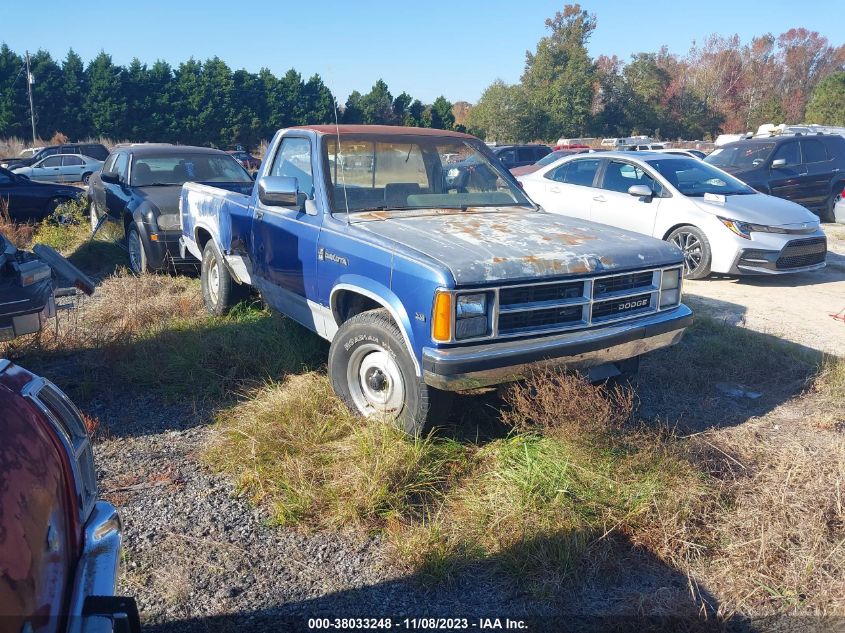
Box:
330;277;421;376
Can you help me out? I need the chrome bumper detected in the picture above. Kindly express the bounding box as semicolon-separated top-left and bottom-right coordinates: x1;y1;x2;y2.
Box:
423;304;693;391
66;501;125;633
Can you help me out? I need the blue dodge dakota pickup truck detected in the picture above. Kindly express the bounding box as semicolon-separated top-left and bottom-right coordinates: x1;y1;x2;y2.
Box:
180;125;692;434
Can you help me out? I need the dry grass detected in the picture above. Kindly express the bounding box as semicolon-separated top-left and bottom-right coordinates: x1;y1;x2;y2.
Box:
503;368;635;439
206;369;705;600
0;198;34;248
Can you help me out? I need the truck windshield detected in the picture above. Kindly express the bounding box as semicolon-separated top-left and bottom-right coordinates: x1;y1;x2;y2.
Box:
323;135;531;213
130;154;252;186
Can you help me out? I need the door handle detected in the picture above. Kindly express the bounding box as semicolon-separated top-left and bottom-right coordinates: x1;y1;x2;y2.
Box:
255;210;264;220
548;186;560;193
592;195;606;202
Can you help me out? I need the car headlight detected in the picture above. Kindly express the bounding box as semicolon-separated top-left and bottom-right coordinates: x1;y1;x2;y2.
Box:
660;267;682;308
455;293;489;339
718;217;798;239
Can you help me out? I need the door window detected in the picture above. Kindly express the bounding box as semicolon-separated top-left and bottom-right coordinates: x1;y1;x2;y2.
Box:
40;156;62;168
103;154;118;172
546;162;570;183
517;148;535;163
601;161;659;194
563;159;601;187
269;137;314;198
771;142;800;167
801;139;828;164
113;153;129;180
62;155;84;166
497;150;516;166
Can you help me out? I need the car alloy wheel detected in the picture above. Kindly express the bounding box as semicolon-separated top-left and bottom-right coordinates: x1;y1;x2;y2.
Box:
671;230;704;275
346;343;406;417
127;230;144;274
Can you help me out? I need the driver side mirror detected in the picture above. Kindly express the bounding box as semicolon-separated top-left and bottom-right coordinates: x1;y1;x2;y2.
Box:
258;176;300;208
627;184;654;199
101;170;121;184
771;158;787;169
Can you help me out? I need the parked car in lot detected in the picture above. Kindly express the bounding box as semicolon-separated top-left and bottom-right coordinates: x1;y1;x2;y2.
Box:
181;125;692;434
88;145;254;274
510;148;591;177
491;144;552;169
227;150;261;171
0;167;84;222
519;152;827;279
705;134;845;221
1;143;109;171
12;154;103;184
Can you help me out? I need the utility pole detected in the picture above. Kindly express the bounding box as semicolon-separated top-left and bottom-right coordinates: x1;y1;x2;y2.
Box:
25;51;36;143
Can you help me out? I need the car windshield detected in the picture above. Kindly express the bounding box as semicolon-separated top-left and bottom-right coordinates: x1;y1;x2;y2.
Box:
647;157;756;197
323;134;531;213
130;153;252;186
705;143;774;169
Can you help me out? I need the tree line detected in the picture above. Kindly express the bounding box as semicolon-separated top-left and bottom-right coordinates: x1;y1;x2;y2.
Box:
465;4;845;143
0;46;456;149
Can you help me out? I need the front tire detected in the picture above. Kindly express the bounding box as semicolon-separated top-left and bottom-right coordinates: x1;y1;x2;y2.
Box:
329;308;452;436
82;172;92;185
127;225;151;274
200;240;249;315
668;225;711;279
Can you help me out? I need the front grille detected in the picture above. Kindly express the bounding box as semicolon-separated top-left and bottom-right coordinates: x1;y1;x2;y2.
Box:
498;304;583;334
499;280;584;306
776;237;826;269
592;293;653;320
593;271;653;297
474;267;678;340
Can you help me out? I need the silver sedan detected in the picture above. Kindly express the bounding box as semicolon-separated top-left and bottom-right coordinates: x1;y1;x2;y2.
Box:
12;154;103;184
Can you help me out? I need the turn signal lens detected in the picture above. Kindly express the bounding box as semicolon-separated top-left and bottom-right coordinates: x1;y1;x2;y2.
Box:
432;292;453;342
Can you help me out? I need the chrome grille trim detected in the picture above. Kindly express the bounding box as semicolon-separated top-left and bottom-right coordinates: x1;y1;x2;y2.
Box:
437;266;683;343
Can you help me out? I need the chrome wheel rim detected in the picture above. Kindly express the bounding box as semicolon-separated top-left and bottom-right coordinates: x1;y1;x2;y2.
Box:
671;231;703;275
128;231;143;273
347;343;405;417
207;257;220;305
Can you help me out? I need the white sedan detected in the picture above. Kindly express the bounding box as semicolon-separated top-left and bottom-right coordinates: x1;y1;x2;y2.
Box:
518;151;827;279
12;153;103;184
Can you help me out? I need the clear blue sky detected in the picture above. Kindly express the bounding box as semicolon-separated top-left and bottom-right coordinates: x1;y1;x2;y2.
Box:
2;0;842;104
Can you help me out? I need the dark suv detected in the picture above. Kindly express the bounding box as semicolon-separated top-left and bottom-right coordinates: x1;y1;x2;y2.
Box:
491;144;552;170
705;134;845;221
1;143;110;171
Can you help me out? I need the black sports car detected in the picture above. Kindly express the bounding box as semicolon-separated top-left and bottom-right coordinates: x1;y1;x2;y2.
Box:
87;144;254;273
0;167;84;222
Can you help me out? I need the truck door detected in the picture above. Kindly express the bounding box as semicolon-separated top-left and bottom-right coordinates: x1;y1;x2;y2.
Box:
251;135;323;328
768;141;807;205
800;138;835;210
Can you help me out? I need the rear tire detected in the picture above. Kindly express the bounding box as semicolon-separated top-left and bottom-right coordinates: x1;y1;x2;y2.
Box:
200;240;249;315
821;184;843;223
329;308;453;436
667;225;711;279
82;172;92;185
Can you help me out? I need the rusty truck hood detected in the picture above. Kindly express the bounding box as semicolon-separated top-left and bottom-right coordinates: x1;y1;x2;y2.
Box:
352;208;682;285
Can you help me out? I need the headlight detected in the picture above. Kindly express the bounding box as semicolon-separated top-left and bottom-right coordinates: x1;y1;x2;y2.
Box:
718;217;795;239
455;293;489;339
718;217;753;239
660;267;682;308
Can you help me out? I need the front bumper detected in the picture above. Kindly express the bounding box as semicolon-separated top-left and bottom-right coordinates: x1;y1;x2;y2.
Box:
728;236;827;275
423;304;693;390
144;229;196;270
66;501;137;633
